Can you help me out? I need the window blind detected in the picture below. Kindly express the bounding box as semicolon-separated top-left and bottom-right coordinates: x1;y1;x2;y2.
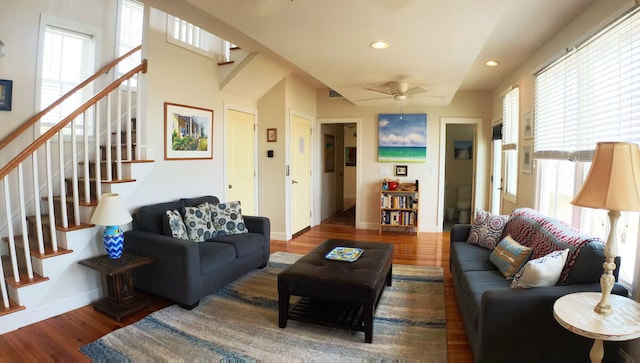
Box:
535;7;640;161
117;0;143;81
502;87;519;150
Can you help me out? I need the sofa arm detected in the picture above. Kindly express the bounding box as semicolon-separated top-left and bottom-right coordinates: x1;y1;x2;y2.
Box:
124;230;202;306
244;216;271;261
450;224;471;244
475;283;628;363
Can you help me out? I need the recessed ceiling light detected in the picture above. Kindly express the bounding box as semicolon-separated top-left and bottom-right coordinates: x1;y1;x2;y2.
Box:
370;41;389;49
485;60;499;67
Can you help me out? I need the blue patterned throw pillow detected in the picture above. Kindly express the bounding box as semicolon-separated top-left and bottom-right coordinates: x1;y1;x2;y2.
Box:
182;203;217;242
490;235;533;279
210;201;248;235
165;209;189;240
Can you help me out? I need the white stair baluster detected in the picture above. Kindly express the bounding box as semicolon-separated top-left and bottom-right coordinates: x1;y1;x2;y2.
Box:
58;132;68;229
106;93;112;181
17;164;34;280
45;140;58;252
126;78;132;161
71;118;80;226
0;252;8;308
116;89;122;179
94;103;101;198
3;176;20;283
31;152;45;255
83;110;90;204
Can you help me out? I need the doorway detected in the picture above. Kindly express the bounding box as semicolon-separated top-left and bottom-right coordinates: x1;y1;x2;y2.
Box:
315;118;362;229
225;108;257;215
289;114;312;235
320;123;357;227
439;118;481;232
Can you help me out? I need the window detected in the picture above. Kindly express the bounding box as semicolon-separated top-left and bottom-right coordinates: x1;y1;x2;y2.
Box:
116;0;143;87
534;8;640;292
166;15;222;59
502;87;519;201
38;24;96;135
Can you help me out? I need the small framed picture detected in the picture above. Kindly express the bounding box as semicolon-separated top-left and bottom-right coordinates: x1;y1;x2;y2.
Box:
523;111;533;139
522;144;533;173
267;128;277;142
0;79;13;111
395;165;408;176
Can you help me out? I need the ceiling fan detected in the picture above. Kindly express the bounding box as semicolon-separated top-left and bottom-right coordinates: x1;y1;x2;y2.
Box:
360;81;430;102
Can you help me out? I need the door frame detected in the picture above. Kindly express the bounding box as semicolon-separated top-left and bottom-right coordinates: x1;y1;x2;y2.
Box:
315;118;362;229
223;102;259;213
285;109;315;240
438;117;483;231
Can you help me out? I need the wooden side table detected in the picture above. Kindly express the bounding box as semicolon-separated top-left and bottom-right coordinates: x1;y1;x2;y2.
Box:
79;253;154;321
553;292;640;363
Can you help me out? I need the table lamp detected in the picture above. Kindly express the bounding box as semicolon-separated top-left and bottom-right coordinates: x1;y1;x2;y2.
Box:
571;141;640;315
91;193;133;259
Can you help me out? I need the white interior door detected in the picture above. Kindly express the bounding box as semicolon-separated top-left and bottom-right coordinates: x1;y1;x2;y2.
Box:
226;109;256;215
290;114;311;234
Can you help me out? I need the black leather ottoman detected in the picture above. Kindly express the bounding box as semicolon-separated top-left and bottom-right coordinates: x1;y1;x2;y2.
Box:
278;239;394;343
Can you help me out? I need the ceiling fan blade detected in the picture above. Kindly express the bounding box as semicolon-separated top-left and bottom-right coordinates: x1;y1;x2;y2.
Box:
405;86;429;96
356;95;392;102
364;87;392;96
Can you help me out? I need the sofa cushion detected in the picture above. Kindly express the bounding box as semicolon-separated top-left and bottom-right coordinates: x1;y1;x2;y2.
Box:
489;236;532;278
563;241;613;285
450;242;495;275
198;242;236;275
182;203;217;242
211;201;248;235
209;232;264;258
162;209;189;240
466;209;508;249
133;200;183;234
511;249;569;288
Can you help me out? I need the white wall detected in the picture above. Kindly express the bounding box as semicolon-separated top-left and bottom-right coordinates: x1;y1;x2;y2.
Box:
316;90;492;232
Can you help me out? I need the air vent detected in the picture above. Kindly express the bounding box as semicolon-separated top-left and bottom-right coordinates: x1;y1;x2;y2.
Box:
328;90;343;98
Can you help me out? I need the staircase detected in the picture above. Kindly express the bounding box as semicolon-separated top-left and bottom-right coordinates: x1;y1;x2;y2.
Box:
0;46;152;334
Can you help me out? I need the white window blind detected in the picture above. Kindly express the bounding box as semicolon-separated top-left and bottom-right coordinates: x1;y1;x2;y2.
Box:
535;7;640;161
40;25;95;132
502;87;519;150
117;0;143;82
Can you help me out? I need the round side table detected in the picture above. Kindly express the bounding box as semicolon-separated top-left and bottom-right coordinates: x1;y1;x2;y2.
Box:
553;292;640;363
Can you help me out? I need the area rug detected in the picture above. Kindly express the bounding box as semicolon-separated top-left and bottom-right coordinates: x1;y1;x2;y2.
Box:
80;252;447;361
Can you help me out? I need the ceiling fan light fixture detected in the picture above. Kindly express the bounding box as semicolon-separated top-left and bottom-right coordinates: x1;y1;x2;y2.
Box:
485;60;499;67
370;41;389;49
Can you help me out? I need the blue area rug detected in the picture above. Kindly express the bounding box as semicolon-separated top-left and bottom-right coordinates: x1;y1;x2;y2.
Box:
80;252;447;361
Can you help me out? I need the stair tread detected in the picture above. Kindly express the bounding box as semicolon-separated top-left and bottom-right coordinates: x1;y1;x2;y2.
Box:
23;214;95;231
0;240;73;259
0;299;25;317
217;60;235;65
42;195;99;204
79;159;153;165
5;272;49;289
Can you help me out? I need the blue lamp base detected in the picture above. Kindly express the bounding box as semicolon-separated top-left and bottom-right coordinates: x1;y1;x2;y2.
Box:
103;225;124;259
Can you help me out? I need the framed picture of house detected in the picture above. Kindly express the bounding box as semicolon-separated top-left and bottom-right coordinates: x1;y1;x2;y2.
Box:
345;146;356;166
378;113;427;162
164;102;214;160
324;134;335;172
0;79;13;111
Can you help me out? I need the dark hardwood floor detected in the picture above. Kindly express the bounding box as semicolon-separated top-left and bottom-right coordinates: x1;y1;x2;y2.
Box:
0;224;473;362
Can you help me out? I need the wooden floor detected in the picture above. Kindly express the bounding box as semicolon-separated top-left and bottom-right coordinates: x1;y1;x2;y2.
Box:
0;224;473;362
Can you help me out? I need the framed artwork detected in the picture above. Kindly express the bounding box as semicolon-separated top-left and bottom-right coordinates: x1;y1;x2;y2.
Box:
345;146;356;166
454;141;473;160
522;144;533;173
267;128;277;142
324;134;335;172
523;111;533;139
378;113;427;162
0;79;13;111
395;165;408;176
164;102;214;160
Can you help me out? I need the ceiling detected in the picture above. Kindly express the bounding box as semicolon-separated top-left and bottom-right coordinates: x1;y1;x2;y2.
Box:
145;0;598;106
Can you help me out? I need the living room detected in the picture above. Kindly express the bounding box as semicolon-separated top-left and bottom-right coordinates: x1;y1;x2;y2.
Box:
1;0;640;361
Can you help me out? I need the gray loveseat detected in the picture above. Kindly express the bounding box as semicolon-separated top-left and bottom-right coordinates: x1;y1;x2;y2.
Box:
124;195;270;309
450;207;628;363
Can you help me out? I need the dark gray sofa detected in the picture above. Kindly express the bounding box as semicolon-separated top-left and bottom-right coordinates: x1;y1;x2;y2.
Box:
124;195;270;309
450;208;628;363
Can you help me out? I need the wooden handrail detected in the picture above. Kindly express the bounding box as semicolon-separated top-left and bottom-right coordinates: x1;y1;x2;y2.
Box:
0;45;142;151
0;59;147;181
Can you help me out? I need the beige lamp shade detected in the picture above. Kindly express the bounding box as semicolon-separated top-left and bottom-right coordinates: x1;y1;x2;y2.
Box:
571;142;640;211
91;193;133;226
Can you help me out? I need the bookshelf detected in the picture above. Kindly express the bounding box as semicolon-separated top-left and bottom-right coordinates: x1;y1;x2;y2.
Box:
379;181;419;234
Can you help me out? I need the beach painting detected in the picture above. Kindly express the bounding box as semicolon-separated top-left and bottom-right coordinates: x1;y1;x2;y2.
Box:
378;113;427;162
